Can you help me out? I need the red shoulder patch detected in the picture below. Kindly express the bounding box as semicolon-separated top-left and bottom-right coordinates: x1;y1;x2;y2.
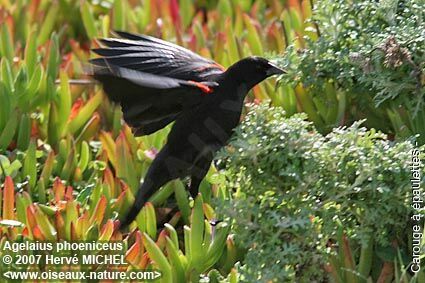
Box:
189;81;214;94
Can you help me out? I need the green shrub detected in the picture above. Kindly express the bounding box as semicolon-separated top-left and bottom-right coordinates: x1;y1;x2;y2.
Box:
277;0;425;143
217;103;424;282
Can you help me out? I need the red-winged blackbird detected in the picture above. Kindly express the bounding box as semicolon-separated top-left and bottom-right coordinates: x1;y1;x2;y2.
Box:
90;31;285;228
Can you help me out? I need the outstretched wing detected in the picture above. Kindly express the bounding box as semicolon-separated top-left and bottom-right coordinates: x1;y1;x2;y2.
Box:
90;31;225;136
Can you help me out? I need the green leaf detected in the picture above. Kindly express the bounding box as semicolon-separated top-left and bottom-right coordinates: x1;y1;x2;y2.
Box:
1;58;14;93
143;232;172;283
243;14;263;55
189;194;204;270
16;113;31;150
180;0;194;28
22;139;37;189
115;132;138;191
66;91;103;135
40;151;55;184
26;65;43;101
65;201;79;240
86;224;99;240
15;192;32;224
77;141;90;172
165;237;186;283
150;182;175;205
102;15;110;37
0;24;13;63
37;177;47;204
218;0;233;20
57;71;71;136
0;155;10;176
0;82;11;131
289;8;303;33
173;180;191;224
60;144;76;181
145;202;157;239
202;223;230;271
225;19;240;63
113;0;126;30
37;3;60;45
0;111;18;150
164;223;179;250
33;206;57;241
184;225;191;259
38;204;57;217
358;238;373;280
25;31;38;77
48;102;61;146
81;1;97;39
46;33;60;81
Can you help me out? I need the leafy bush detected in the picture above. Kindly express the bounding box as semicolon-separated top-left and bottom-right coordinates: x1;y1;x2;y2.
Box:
218;103;424;282
277;0;425;143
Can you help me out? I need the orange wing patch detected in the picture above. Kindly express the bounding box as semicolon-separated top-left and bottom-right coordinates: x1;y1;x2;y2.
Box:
189;80;214;94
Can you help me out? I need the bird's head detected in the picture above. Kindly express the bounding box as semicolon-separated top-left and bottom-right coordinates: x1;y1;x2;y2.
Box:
226;56;286;89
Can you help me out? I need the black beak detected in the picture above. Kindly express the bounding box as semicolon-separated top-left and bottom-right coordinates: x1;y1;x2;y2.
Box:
266;62;286;76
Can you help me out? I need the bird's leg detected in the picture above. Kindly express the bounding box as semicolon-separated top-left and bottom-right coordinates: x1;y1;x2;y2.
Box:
120;176;170;229
189;175;204;198
189;158;212;198
120;149;175;229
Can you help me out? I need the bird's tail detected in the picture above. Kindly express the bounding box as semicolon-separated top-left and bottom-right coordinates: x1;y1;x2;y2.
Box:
119;180;155;229
119;157;172;230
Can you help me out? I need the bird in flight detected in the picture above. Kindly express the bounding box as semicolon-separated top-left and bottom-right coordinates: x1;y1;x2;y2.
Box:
90;31;285;229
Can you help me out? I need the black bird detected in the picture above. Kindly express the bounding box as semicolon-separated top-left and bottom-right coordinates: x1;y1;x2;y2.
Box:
90;31;285;228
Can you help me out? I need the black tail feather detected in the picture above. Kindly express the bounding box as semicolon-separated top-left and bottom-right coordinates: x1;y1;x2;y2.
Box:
119;181;153;230
119;154;173;230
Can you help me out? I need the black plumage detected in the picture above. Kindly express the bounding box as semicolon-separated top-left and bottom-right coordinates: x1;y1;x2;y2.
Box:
90;31;285;228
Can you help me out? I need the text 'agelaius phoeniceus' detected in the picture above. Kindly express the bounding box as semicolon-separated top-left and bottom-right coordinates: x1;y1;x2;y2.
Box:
90;31;285;229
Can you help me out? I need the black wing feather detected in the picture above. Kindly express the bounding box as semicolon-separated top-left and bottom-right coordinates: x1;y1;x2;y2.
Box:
91;31;224;136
